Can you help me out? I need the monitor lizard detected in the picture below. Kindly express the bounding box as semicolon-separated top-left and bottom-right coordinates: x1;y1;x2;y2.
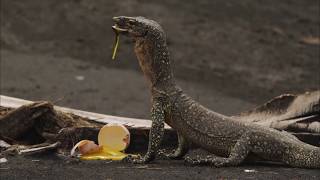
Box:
111;16;319;168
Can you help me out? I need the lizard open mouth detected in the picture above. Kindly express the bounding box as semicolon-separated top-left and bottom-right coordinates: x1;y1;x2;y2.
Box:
112;17;129;33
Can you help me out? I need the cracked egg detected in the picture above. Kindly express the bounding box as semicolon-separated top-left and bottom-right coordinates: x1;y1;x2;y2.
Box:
98;124;130;151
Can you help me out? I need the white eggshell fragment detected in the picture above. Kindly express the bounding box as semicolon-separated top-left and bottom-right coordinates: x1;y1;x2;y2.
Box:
70;140;100;156
98;124;130;151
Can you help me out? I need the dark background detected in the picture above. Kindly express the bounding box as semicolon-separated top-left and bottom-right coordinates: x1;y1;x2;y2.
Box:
1;0;319;179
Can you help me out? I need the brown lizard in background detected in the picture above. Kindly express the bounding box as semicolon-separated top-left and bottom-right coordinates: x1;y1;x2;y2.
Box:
112;16;319;168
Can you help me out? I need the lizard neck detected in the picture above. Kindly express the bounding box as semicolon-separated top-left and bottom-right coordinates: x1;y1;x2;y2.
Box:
134;33;175;93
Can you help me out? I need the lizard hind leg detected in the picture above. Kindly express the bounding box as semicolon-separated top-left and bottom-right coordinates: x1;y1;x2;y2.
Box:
167;132;189;159
185;133;252;167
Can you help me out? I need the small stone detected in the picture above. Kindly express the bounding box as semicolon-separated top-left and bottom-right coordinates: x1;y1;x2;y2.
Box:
75;75;85;81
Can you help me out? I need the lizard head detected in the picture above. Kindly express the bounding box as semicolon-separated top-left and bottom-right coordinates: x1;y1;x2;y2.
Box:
112;16;173;89
112;16;164;39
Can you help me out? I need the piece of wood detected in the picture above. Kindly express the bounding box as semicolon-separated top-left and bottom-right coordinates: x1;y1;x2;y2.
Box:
18;142;60;155
0;95;171;130
233;91;320;133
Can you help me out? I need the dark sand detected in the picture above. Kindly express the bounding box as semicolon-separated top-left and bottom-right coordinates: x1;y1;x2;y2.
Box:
1;0;319;179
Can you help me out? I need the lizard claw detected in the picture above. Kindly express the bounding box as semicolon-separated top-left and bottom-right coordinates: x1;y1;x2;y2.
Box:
184;156;201;166
122;154;146;164
157;149;174;160
212;162;224;168
158;149;184;160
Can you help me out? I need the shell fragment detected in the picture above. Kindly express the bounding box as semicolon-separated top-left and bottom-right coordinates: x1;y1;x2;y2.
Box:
98;124;130;151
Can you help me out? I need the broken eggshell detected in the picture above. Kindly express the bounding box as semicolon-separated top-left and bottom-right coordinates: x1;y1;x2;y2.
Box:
98;124;130;151
70;140;101;156
70;124;131;159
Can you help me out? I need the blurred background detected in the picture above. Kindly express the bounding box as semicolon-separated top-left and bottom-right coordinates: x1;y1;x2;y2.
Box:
1;0;319;119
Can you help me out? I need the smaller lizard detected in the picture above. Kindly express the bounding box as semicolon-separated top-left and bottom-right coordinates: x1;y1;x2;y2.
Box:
112;16;319;168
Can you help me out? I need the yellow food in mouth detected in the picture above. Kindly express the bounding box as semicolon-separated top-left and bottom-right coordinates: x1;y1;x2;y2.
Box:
111;24;129;60
112;28;120;60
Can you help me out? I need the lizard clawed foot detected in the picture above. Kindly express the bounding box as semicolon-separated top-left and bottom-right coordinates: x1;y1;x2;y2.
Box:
157;149;169;159
122;154;146;164
184;156;202;166
157;149;182;160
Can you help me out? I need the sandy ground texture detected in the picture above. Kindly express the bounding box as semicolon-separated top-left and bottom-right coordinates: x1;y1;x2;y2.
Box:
1;0;320;179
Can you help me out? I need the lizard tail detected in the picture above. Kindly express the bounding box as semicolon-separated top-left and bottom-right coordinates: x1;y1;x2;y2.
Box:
284;143;320;169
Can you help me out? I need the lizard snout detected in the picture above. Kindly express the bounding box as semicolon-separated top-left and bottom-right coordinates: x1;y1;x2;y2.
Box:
112;16;133;33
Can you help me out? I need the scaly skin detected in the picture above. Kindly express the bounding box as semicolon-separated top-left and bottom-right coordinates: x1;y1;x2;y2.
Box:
112;16;320;168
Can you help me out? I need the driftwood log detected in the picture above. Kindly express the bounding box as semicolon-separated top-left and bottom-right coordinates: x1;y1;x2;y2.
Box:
0;91;319;155
0;102;102;155
233;90;320;145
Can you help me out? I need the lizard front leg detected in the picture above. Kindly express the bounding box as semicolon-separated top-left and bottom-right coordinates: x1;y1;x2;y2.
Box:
125;100;165;163
185;133;252;167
